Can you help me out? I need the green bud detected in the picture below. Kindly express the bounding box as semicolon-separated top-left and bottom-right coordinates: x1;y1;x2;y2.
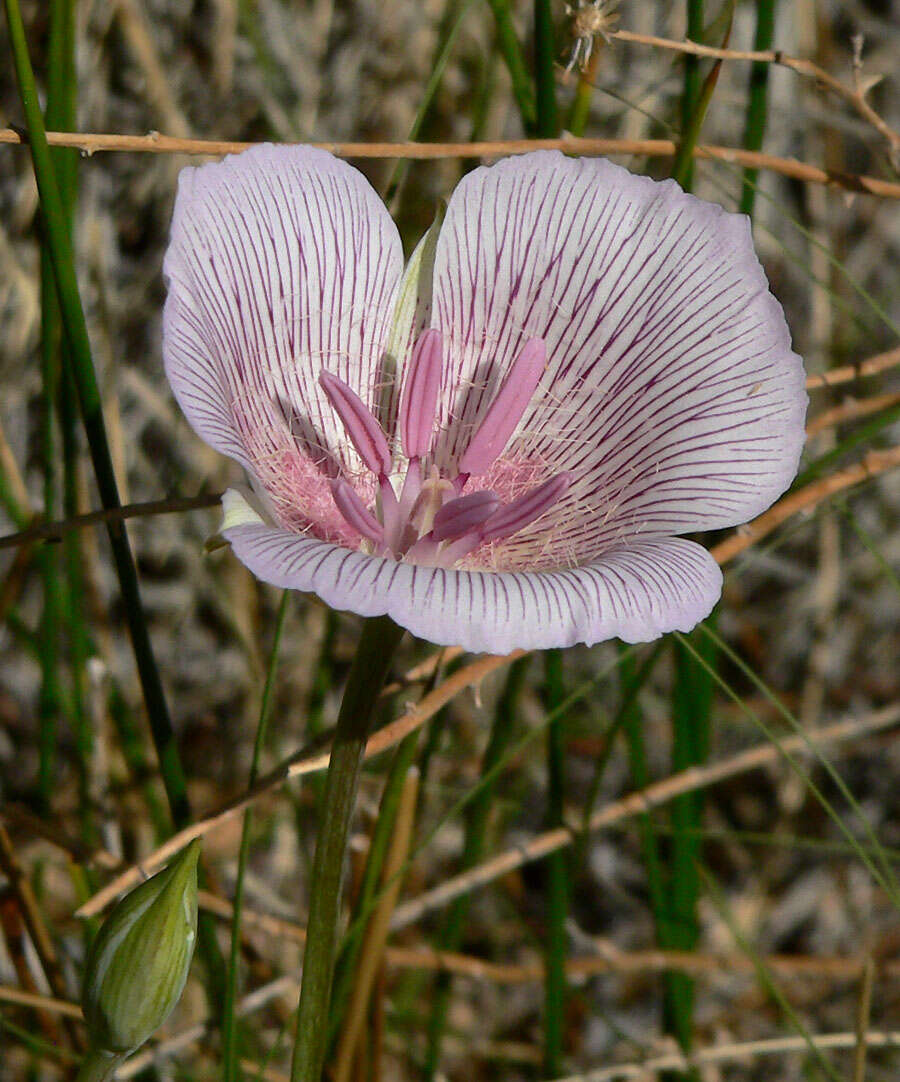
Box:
82;841;200;1054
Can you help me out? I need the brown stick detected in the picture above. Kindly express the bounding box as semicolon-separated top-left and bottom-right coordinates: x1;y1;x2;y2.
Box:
1;129;899;198
389;704;900;929
333;768;419;1082
0;825;84;1048
72;440;900;918
805;345;900;389
74;649;524;917
610;30;900;164
709;444;900;565
806;392;900;438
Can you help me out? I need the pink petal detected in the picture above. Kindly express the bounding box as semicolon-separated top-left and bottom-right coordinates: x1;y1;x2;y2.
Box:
430;151;806;567
222;521;722;653
163;144;403;483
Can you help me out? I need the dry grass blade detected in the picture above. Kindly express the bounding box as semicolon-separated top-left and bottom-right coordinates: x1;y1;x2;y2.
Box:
555;1031;900;1081
709;444;900;565
610;30;900;163
805;345;900;389
389;704;900;929
1;130;898;198
75;650;524;917
333;767;419;1082
806;392;900;438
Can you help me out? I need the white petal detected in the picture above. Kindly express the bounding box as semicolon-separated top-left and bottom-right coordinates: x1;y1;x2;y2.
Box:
163;144;404;490
430;151;806;568
222;521;722;652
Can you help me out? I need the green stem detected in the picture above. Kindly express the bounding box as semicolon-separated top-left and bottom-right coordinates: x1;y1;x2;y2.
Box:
423;654;531;1080
223;593;291;1082
533;0;558;138
75;1049;124;1082
739;0;777;217
328;725;421;1048
484;0;537;130
678;0;705;191
542;648;568;1076
289;615;405;1082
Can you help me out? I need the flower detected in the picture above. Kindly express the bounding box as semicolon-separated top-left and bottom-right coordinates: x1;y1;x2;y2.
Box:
163;146;806;653
82;841;199;1054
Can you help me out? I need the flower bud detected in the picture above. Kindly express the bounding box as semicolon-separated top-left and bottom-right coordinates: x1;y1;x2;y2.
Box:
82;841;200;1054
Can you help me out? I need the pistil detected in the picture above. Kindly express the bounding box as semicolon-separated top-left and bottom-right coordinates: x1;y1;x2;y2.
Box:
320;332;564;570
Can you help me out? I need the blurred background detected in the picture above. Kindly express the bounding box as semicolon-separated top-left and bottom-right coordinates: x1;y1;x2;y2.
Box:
1;1;899;1079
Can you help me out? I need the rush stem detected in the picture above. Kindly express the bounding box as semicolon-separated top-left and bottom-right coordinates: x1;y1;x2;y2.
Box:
290;614;405;1082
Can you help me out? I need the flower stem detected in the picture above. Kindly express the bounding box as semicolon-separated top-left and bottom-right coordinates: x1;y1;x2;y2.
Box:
75;1049;124;1082
290;615;404;1082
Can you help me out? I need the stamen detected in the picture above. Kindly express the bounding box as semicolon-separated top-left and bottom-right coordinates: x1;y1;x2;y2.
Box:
431;490;501;542
399;329;443;460
319;371;392;477
435;531;483;567
457;337;546;478
482;473;571;542
330;479;384;545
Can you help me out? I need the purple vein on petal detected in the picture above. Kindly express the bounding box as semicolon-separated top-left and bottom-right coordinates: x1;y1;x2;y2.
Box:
319;370;392;477
457;337;546;478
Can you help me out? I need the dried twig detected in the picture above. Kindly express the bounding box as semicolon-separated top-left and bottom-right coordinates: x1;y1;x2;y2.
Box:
75;650;524;917
557;1030;900;1081
805;345;900;389
806;392;900;438
389;704;900;929
333;767;419;1082
709;444;900;565
611;29;900;167
0;492;222;551
2;130;898;198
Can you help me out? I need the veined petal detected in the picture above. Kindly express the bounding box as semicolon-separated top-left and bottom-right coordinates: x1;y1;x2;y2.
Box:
222;521;722;653
430;151;806;567
163;144;403;488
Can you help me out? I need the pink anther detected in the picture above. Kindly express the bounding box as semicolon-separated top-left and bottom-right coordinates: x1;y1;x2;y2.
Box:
431;490;501;543
319;371;392;477
457;338;546;478
399;329;443;460
330;478;385;545
482;473;571;542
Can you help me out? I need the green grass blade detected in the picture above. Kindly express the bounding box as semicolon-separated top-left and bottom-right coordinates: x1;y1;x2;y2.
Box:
484;0;537;130
4;0;191;830
541;649;569;1075
533;0;558;138
739;0;777;216
222;592;291;1082
422;654;531;1080
676;0;706;191
384;0;478;210
678;628;900;908
701;867;843;1082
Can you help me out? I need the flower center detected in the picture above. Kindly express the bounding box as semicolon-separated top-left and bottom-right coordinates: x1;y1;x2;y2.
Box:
319;331;570;569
